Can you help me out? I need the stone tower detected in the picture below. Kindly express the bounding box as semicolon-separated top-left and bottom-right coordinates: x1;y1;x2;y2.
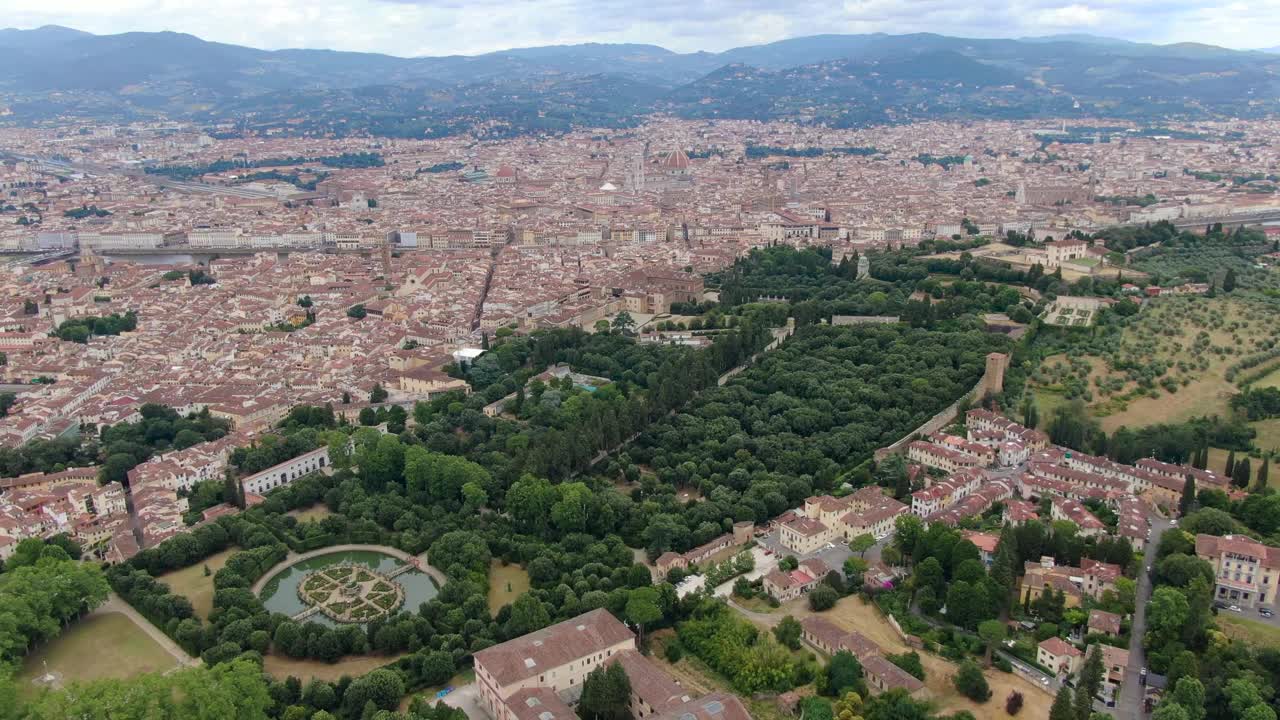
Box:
984;352;1009;396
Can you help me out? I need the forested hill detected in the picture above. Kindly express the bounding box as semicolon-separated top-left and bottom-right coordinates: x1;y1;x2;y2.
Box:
2;27;1278;132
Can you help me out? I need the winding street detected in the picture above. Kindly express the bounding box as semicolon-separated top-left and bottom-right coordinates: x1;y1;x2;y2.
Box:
1116;515;1175;720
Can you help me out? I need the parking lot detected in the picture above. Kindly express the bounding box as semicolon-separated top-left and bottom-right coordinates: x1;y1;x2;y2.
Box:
1215;602;1278;624
754;524;893;575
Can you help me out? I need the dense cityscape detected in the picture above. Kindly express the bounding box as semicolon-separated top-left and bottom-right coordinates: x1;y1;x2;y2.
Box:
1;16;1280;720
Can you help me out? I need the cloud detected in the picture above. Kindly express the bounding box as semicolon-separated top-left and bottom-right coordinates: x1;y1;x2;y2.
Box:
1034;4;1102;27
5;0;1278;56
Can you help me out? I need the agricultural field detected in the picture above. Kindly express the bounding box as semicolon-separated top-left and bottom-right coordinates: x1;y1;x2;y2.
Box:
1030;296;1280;432
158;546;238;619
486;560;531;615
1134;246;1280;292
17;612;177;694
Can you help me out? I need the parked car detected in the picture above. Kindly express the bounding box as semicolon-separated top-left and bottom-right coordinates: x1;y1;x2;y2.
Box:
1260;607;1275;617
1228;605;1243;613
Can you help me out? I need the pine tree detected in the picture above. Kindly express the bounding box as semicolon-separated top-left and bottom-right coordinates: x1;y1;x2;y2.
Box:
1226;450;1237;478
578;663;631;720
1050;686;1075;720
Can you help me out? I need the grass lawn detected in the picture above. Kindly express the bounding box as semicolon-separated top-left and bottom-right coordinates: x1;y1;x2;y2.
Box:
1030;388;1070;430
1251;419;1280;453
1206;448;1235;478
288;504;334;523
734;595;779;614
1253;367;1280;391
1208;440;1279;488
1217;615;1280;648
17;612;177;695
487;560;531;616
158;546;237;619
263;652;407;683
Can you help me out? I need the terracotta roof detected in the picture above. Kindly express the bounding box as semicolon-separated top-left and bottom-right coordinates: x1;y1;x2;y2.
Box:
863;654;925;692
1039;637;1082;657
473;609;634;687
503;687;575;720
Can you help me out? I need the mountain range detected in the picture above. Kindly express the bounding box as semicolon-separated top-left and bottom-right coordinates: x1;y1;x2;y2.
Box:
2;25;1278;136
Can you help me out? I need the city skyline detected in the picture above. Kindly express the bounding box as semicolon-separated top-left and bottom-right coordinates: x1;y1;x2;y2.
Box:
4;0;1277;58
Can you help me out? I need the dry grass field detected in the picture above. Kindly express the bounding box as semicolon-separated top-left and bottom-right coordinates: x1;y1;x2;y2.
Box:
487;560;532;615
17;613;177;694
158;546;238;619
263;652;407;683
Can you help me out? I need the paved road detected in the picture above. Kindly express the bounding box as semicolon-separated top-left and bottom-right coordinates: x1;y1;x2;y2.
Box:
93;592;200;669
439;682;483;719
1116;515;1174;720
726;598;785;628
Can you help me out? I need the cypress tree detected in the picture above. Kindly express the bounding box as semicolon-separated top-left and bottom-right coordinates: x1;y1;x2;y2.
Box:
1049;686;1075;720
1234;457;1252;489
1179;474;1197;517
1075;646;1105;720
1226;450;1236;478
1257;457;1271;491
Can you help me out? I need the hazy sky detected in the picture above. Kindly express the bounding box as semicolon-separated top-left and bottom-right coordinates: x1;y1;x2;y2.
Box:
6;0;1277;56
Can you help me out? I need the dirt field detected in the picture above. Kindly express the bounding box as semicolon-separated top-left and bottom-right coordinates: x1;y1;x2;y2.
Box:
288;504;334;523
17;612;177;694
158;546;238;619
487;560;531;615
263;652;407;682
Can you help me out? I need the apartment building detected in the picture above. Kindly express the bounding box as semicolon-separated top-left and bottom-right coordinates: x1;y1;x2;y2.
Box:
473;609;637;720
907;440;985;474
762;558;830;602
1196;534;1280;609
1038;637;1083;676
